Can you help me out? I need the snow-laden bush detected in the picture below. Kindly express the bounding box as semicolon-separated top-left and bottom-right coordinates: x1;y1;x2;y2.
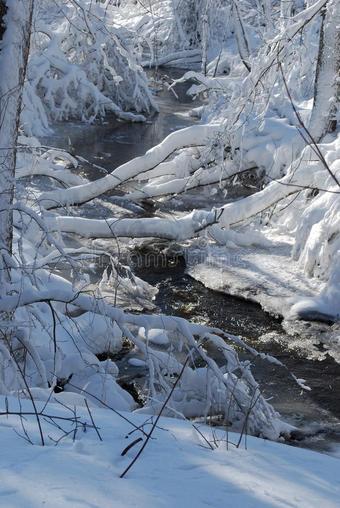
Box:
0;230;284;438
0;138;288;438
22;0;157;135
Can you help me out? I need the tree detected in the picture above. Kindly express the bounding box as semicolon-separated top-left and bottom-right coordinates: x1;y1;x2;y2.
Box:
309;0;340;140
21;0;156;136
0;0;34;276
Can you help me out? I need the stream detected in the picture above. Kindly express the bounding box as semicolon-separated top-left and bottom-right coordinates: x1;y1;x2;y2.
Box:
42;69;340;456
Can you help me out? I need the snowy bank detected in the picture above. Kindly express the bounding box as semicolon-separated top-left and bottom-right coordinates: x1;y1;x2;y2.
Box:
187;230;321;318
0;395;339;508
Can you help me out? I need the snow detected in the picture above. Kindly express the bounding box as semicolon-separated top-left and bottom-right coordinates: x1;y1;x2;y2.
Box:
0;395;339;508
138;327;170;346
22;0;157;135
187;229;322;318
289;257;340;323
184;134;340;329
128;358;147;367
2;1;340;503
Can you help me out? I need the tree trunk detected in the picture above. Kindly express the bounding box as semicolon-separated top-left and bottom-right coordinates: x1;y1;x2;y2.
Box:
309;0;340;141
0;2;7;40
0;0;34;277
280;0;292;29
0;0;34;340
232;2;251;72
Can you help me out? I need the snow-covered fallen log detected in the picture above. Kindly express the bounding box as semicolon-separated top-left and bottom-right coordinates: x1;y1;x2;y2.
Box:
47;209;218;240
142;49;202;68
133;147;215;183
45;142;336;242
171;70;234;94
129;161;243;200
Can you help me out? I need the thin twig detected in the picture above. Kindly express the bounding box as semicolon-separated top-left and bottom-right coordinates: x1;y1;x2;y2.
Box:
120;356;190;479
84;399;103;442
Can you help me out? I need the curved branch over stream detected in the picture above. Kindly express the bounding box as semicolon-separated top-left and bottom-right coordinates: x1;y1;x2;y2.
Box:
39;124;220;209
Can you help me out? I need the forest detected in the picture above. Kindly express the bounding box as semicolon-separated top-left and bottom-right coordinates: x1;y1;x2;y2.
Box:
0;0;339;506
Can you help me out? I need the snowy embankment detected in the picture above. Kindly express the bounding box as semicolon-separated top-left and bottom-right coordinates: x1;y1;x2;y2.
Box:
0;395;339;508
187;134;340;327
187;230;321;318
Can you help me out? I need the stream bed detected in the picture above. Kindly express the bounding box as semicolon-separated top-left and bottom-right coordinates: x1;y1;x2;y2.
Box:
42;69;340;456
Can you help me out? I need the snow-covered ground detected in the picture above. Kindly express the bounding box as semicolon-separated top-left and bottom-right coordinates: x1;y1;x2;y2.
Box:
1;395;340;508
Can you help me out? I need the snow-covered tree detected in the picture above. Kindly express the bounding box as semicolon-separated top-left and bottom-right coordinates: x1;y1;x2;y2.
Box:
309;0;340;140
0;0;34;297
21;0;157;135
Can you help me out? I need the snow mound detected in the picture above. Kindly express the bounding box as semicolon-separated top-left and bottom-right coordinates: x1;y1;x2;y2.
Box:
138;327;170;345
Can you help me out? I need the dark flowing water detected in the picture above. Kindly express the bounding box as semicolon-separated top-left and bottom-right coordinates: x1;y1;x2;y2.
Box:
42;70;340;455
42;70;196;179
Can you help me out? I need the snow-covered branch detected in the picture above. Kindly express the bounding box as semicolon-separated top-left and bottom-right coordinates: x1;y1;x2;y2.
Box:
38;124;220;208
